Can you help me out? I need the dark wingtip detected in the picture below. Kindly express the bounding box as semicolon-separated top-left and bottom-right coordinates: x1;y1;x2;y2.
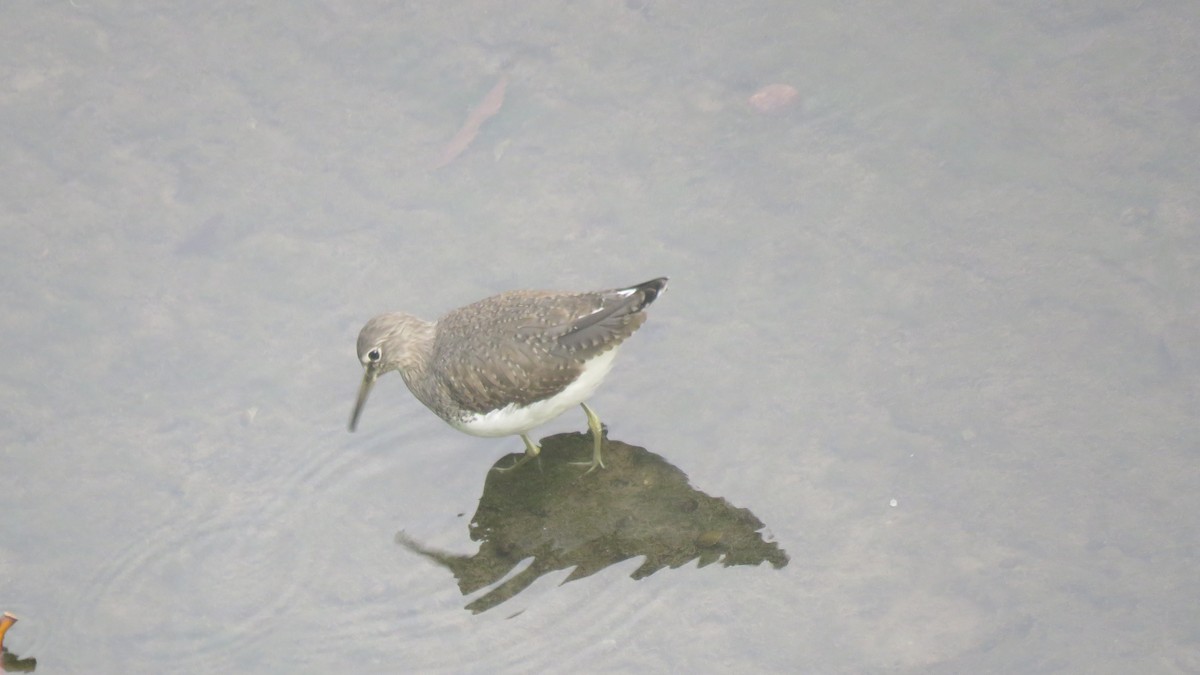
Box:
634;276;669;306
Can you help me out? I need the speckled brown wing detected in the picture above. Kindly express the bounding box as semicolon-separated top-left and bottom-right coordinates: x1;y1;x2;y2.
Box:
431;279;665;413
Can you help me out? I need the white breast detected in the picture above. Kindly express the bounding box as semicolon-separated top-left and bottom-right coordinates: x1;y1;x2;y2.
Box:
449;348;620;437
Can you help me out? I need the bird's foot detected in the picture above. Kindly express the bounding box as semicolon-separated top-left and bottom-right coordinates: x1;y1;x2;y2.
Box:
571;405;607;473
493;455;533;473
569;456;605;475
492;434;541;473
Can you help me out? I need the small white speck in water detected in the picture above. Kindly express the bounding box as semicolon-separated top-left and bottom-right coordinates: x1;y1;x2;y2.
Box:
889;498;898;508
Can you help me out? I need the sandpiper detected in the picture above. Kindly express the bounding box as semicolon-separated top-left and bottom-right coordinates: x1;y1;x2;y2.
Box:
349;277;667;472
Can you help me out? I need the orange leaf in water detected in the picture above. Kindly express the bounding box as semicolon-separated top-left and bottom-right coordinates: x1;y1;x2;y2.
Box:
748;83;800;114
432;74;509;169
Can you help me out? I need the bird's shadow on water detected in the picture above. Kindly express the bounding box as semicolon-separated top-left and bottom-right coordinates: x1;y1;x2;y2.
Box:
2;647;37;672
396;432;789;614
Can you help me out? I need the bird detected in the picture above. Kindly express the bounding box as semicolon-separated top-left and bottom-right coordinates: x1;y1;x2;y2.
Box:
349;277;667;472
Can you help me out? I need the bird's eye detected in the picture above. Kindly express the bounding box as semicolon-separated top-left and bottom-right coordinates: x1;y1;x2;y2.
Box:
368;348;382;362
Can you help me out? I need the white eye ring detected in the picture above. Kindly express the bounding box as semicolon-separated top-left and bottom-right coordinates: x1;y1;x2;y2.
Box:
367;348;382;363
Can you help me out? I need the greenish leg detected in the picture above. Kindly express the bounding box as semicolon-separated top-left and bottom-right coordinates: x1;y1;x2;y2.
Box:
570;402;606;473
493;433;541;472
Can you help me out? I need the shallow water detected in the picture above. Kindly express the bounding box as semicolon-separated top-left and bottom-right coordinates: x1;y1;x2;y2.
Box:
2;1;1199;672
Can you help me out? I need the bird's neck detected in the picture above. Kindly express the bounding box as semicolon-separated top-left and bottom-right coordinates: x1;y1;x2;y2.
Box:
395;320;443;412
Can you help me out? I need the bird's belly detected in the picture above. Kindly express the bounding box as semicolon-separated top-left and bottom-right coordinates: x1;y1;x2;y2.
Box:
449;348;619;437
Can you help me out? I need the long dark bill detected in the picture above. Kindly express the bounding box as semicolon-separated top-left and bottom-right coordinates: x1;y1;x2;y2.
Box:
348;366;378;432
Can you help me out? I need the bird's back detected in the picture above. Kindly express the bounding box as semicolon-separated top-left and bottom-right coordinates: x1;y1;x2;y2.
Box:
431;278;666;414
